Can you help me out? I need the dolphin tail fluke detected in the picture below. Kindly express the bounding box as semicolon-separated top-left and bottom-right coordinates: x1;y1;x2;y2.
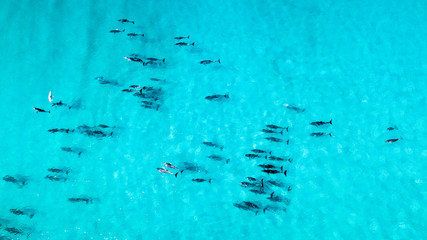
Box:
191;42;195;46
284;170;287;176
48;111;51;113
281;166;283;172
187;35;190;39
286;127;289;132
261;179;264;187
132;21;135;24
263;208;266;214
122;29;125;32
209;179;211;184
269;151;272;155
280;131;283;135
255;211;258;215
163;58;165;63
270;192;274;198
226;159;230;164
265;155;267;159
220;146;224;151
287;139;289;145
330;119;332;125
175;172;178;178
78;152;82;157
218;59;221;63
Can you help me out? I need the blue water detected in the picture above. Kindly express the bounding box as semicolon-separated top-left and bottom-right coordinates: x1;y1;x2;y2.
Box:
1;0;426;239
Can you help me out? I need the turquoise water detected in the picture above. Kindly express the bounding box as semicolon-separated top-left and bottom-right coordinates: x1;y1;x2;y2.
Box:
1;0;426;239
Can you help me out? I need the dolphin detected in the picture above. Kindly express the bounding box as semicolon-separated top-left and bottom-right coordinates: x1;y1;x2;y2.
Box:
110;29;125;33
175;35;190;40
33;107;50;113
192;178;211;183
200;59;220;65
118;19;134;24
310;120;332;127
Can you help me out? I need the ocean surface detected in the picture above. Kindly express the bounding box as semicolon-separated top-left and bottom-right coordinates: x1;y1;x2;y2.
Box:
0;0;426;239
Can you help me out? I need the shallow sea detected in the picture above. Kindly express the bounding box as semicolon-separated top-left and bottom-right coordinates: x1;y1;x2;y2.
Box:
0;0;426;239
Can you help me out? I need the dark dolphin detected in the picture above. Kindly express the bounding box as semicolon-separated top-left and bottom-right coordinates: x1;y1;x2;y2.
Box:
68;197;93;204
310;120;332;127
110;29;125;33
192;178;211;183
127;33;144;37
385;138;401;143
284;104;305;113
175;35;190;40
310;132;332;137
205;94;229;101
33;107;50;113
175;42;194;46
200;59;220;65
118;19;134;24
202;141;224;150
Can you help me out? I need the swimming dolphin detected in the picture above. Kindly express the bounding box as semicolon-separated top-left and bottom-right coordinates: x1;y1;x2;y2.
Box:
61;147;82;157
4;227;24;235
48;128;74;133
264;137;285;142
48;168;69;175
262;129;283;134
258;164;281;169
175;42;194;46
68;197;93;204
33;107;50;113
110;29;125;33
310;132;332;137
127;33;144;37
249;188;267;195
162;162;179;170
200;59;220;65
192;178;211;183
3;175;27;187
145;57;165;62
267;156;286;161
205;94;229;101
207;155;230;163
245;154;263;159
265;125;288;131
251;149;271;155
157;168;173;174
175;35;190;40
45;175;68;182
9;208;35;219
385;138;401;143
387;126;398;131
310;120;332;127
284;104;305;113
262;169;282;174
52;101;71;109
266;180;285;187
95;76;119;85
118;19;134;24
246;177;257;181
202;141;224;150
